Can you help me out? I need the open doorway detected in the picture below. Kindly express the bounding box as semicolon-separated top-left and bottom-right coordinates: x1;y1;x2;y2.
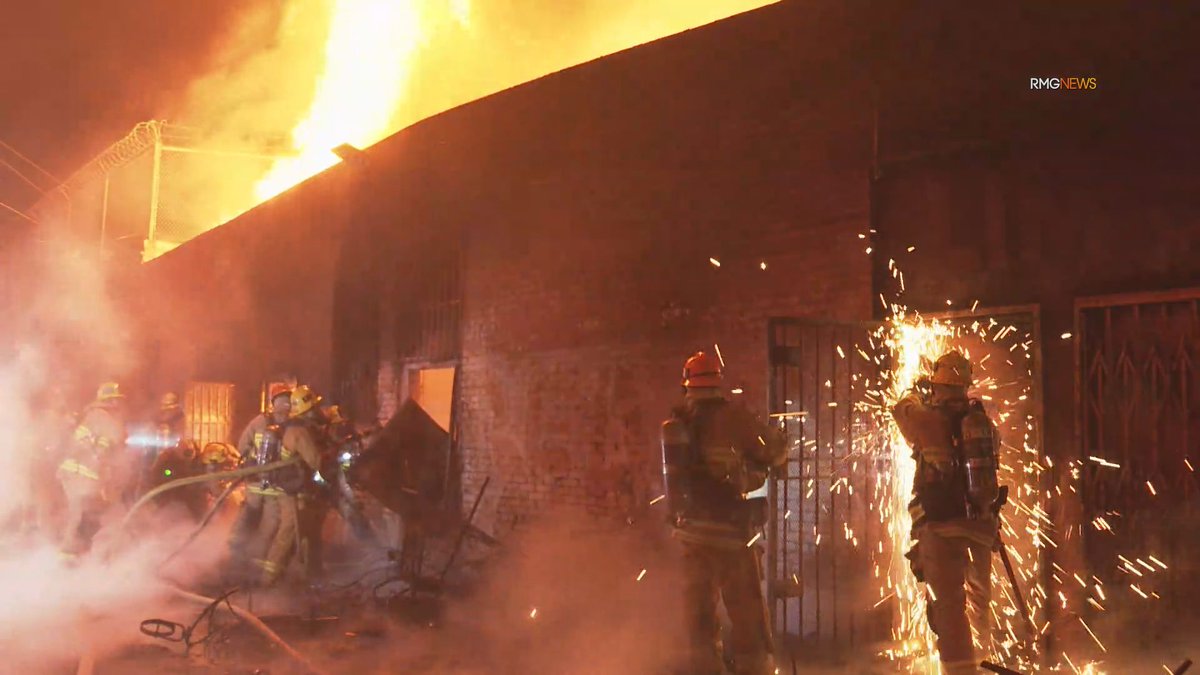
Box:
406;365;455;432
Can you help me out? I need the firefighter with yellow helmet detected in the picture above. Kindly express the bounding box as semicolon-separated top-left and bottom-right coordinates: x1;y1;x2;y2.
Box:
892;351;1001;674
58;382;128;557
661;352;785;674
254;384;327;586
226;383;293;581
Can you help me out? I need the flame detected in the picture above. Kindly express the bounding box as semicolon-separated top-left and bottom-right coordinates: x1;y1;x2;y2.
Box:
879;317;954;669
254;0;470;201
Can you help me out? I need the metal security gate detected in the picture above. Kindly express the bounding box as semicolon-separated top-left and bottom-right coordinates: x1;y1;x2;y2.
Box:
184;381;235;448
766;318;888;650
768;308;1046;655
1077;289;1200;619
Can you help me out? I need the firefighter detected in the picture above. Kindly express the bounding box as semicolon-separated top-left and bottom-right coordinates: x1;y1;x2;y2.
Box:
156;392;186;446
145;439;206;519
320;404;378;545
226;384;292;581
300;404;380;574
661;351;786;675
256;384;328;586
892;351;1001;675
139;392;201;506
58;382;128;558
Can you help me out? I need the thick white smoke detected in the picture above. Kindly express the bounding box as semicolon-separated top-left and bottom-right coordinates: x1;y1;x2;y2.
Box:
0;229;219;672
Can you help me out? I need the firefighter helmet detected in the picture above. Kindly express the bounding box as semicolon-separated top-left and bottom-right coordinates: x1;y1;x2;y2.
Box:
201;442;239;466
267;383;292;404
290;384;322;417
96;382;125;402
930;351;972;387
161;392;180;410
323;404;347;425
682;351;723;388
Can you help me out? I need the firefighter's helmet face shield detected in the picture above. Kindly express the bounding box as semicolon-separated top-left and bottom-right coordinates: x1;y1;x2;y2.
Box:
270;394;292;417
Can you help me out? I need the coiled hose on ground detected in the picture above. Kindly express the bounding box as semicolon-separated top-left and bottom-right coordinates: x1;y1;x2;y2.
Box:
102;457;331;675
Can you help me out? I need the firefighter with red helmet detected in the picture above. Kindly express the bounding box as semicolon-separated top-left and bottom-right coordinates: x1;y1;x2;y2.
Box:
892;351;1001;674
661;352;785;674
58;382;128;558
226;383;293;582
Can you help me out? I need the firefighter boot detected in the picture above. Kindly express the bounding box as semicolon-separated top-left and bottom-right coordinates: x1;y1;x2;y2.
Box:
919;530;986;675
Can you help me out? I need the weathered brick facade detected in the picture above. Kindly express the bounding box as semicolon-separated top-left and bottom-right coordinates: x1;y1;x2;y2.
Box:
129;0;1200;563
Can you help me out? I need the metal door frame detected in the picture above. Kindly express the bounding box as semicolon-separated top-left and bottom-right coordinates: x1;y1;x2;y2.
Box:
766;316;884;650
766;304;1045;653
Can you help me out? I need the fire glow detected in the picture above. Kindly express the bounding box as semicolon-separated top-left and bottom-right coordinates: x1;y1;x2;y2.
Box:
255;0;463;201
849;281;1072;671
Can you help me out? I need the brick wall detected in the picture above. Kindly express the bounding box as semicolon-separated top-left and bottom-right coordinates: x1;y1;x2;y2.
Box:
300;0;883;531
132;163;354;434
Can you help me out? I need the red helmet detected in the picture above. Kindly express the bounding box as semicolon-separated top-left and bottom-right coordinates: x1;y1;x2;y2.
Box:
267;383;292;402
682;351;722;388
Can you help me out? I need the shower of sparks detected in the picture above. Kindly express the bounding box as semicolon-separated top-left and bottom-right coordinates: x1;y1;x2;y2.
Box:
529;608;538;619
761;261;768;270
763;259;1170;674
709;257;721;267
714;344;725;368
649;494;665;505
636;569;647;582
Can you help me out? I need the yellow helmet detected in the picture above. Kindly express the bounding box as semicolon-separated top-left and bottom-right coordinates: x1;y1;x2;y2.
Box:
96;382;126;402
290;384;322;417
930;351;972;387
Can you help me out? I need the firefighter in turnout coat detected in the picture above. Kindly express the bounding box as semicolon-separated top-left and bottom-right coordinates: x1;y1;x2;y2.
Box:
256;384;326;585
661;352;786;675
58;382;128;557
892;351;1001;675
226;384;292;581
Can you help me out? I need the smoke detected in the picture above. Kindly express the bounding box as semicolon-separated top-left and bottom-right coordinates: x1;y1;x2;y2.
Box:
0;228;225;673
332;509;691;674
0;231;134;522
439;511;689;674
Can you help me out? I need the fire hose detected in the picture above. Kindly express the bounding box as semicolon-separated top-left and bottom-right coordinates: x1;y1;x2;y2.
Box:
106;458;333;675
170;585;331;675
158;477;244;568
119;457;300;532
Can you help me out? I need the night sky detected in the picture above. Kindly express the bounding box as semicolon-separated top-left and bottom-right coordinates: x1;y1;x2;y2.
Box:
0;1;249;226
4;1;1199;232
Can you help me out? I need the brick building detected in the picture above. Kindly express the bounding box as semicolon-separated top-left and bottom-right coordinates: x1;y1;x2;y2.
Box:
131;0;1200;649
